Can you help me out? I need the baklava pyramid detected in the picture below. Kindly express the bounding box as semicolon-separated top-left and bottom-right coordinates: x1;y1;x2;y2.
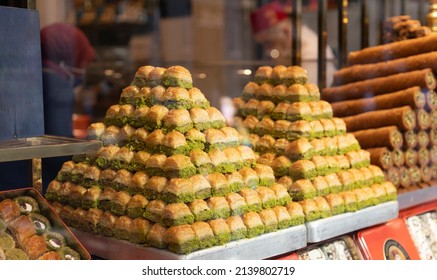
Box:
45;65;305;255
233;65;397;222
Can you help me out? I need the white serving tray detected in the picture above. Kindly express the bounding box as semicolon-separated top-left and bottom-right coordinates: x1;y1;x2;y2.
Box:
305;201;399;243
397;185;437;210
72;224;307;260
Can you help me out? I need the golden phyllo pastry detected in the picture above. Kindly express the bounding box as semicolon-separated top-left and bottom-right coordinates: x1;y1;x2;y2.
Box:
236;145;257;167
290;160;317;181
0;199;20;223
162;65;193;89
162;108;193;134
143;199;166;223
208;218;231;245
148;66;166;87
256;118;275;136
271;102;289;121
285;202;305;226
144;105;169;130
226;216;248;240
339;191;358;212
87;122;106;140
226;172;245;193
144;154;167;177
132;65;155;87
144;129;165;153
146;223;168;249
190;107;210;131
242;82;259;101
271;206;293;229
242;212;265;238
254;65;272;84
225;192;248;216
223;147;244;170
188;87;210;109
162;178;195;203
298;199;321;222
286;84;310;103
187;174;211;200
113;169;134;193
288;179;317;201
239;167;259;189
95;145;120;169
128;218;152;244
164;224;198;254
239;188;262;212
96;211;117;237
111;147;134;171
82;187;101;210
188;199;214;222
163;154;196;179
305;83;321;100
206;173;231;197
159;86;191;109
128;127;148;150
256;186;277;209
209;149;232;173
324;193;345;216
313;197;332;218
119;85;139;105
126;194;149;219
270;65;287;86
283;66;308;86
8;215;37;244
22;235;48;260
192;221;216;249
259;208;279;233
207;196;231;219
185;128;206;150
144;176;167;200
286;138;314;161
110;191;131;216
100;125;122;146
255;83;274;101
161;203;195;227
113;216;133;241
68;185;87;209
190;149;213;175
128;171;148;195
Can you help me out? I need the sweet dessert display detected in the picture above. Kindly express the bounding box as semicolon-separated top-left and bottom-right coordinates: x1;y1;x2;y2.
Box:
382;15;431;44
233;65;397;225
294;236;362;260
45;65;306;255
0;194;82;260
324;34;437;193
405;209;437;260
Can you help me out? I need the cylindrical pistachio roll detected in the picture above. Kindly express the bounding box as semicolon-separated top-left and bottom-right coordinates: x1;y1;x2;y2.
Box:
384;167;400;188
426;90;437;111
351;126;403;149
347;34;437;65
417;147;431;167
404;148;418;167
420;165;433;183
391;149;405;167
331;87;426;117
403;130;418;149
408;166;422;186
417;130;430;148
416;109;431;130
322;69;436;103
334;51;437;86
342;106;416;132
398;166;412;188
366;147;393;169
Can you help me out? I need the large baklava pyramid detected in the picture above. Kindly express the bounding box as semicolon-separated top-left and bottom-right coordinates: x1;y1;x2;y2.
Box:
45;65;305;255
233;65;397;222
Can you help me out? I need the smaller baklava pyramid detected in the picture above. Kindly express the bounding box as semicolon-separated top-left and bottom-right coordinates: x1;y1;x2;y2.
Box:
45;65;306;255
233;65;397;222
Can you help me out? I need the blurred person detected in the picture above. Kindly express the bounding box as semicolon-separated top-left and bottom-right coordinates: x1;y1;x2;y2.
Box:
250;1;336;85
40;23;95;190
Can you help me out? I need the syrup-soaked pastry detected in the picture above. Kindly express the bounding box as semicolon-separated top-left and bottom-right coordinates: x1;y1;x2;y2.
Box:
282;66;308;86
187;199;213;222
226;172;245;193
313;197;332;218
164;224;198;254
270;65;287;86
189;174;211;200
4;248;29;260
226;215;248;240
37;251;62;260
163;154;196;179
132;65;155;88
112;169;134;193
225;192;248;216
286;84;311;103
299;199;321;222
239;167;260;189
191;221;216;249
272;84;288;103
185;128;206;151
162;178;195;203
144;105;169;131
143;129;165;154
119;84;140;105
254;66;272;84
271;206;293;229
162;65;193;89
0;199;21;223
126;194;149;219
111;147;134;171
22;234;48;260
146;223;168;249
87;122;106;141
162;108;193;134
288;179;317;201
144;176;167;200
128;171;149;196
159;86;192;109
242;212;265;238
290;159;317;181
188;87;210;109
96;211;117;237
82;187;101;210
208;218;231;245
0;232;15;250
285;138;314;161
239;188;262;212
236;145;257;167
273;138;290;156
98;188;117;212
256;186;278;209
144;154;167;177
143;199;166;223
255;83;274;101
209;149;233;174
130;151;151;172
190;107;211;131
324;193;346;216
206;173;231;198
287;102;312;121
161;203;195;227
128;127;150;152
82;208;104;233
285;202;306;226
8;215;38;244
223;147;244;171
270;156;292;177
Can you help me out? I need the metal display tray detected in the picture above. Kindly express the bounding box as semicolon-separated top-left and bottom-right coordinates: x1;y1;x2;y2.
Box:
398;184;437;211
306;201;399;243
0;188;91;260
0;135;101;162
72;224;307;260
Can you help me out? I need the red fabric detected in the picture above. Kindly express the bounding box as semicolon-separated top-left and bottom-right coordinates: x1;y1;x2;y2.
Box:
40;23;95;73
250;2;288;34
